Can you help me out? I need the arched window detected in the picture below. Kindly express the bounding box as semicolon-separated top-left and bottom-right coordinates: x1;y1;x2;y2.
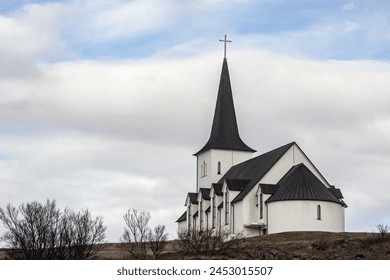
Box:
317;205;321;220
217;161;221;175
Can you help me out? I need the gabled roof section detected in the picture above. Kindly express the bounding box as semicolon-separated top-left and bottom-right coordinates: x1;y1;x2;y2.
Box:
194;58;255;156
226;142;295;203
176;211;187;223
266;164;344;205
226;179;251;191
211;183;223;196
200;188;211;200
259;184;278;195
186;192;198;205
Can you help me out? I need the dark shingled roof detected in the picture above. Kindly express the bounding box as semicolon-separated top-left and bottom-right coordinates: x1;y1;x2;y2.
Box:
259;184;278;194
194;58;255;155
226;179;251;191
212;183;223;196
328;187;344;199
225;142;295;204
176;211;187;223
200;188;211;200
187;192;198;205
266;164;343;205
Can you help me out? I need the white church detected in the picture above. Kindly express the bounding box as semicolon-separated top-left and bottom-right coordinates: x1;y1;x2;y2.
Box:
176;41;347;237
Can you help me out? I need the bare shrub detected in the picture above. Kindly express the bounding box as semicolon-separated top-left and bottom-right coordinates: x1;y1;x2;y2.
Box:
148;225;168;259
176;227;243;257
121;209;151;259
377;224;390;239
120;209;168;259
0;199;106;260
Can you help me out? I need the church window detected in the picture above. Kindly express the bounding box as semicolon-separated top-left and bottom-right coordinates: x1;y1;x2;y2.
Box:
201;161;207;178
317;205;321;220
217;161;221;175
259;192;264;219
225;192;229;225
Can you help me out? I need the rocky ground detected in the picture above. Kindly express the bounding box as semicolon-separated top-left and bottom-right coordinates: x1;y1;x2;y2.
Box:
1;231;390;260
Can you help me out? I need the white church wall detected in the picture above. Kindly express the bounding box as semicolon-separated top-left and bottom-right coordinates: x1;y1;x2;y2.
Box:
232;202;243;234
292;145;331;187
259;144;330;187
212;195;223;230
260;147;295;184
177;220;187;232
242;186;259;225
196;151;212;191
267;200;345;233
197;149;253;191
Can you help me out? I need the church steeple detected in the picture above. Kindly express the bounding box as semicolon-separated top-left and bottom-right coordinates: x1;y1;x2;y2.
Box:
194;58;256;156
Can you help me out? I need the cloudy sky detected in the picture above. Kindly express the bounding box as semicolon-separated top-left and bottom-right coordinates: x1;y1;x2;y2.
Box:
0;0;389;242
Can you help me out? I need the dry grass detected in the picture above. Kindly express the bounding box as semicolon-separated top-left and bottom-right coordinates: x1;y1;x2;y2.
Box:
1;231;390;260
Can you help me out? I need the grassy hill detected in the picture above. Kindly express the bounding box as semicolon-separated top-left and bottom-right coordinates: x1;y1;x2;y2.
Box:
2;231;390;260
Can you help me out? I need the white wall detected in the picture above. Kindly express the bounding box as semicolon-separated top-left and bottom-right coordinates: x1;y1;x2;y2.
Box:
197;149;253;191
177;220;187;232
259;144;330;187
267;200;345;233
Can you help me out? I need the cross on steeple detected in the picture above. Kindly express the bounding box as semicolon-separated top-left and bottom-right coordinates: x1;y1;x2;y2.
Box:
219;34;232;58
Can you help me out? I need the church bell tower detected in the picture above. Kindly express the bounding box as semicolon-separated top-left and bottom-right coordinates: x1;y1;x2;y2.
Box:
194;35;255;191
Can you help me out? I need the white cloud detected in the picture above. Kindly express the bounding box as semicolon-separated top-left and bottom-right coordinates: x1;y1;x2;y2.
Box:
342;2;357;11
343;20;360;33
1;50;390;239
0;3;66;59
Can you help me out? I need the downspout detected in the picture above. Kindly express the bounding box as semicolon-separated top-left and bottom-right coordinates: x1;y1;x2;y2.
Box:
232;204;234;234
266;203;269;235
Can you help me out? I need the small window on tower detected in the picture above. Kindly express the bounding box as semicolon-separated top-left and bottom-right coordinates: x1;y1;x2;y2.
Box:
217;161;221;175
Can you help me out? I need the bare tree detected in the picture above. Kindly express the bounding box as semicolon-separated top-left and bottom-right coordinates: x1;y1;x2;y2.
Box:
0;199;106;260
377;224;390;239
120;209;151;259
148;224;168;259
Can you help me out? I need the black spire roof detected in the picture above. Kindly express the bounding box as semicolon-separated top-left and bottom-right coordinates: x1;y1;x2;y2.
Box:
194;58;255;156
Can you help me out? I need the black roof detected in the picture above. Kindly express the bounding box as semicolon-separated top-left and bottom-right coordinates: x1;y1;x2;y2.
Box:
266;164;344;205
193;211;198;218
176;211;187;223
218;202;224;209
194;58;255;155
211;183;223;196
187;192;198;205
205;206;211;213
226;179;251;191
259;184;278;194
328;187;344;199
225;142;295;203
200;188;211;200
